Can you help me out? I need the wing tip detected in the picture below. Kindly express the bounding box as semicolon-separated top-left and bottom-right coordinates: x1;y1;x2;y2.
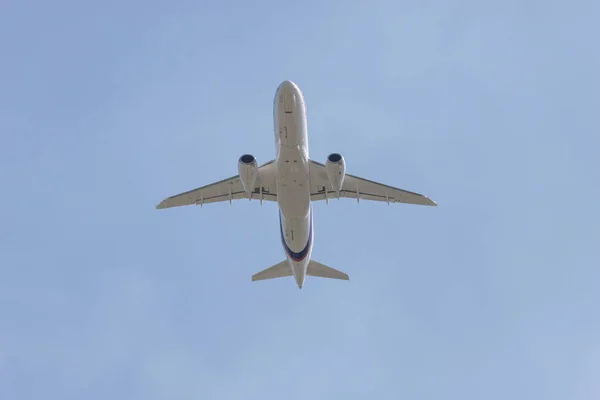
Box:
425;197;438;206
156;200;168;209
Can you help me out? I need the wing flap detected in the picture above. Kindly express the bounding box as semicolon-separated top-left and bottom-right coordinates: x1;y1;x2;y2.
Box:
308;160;436;206
156;160;278;209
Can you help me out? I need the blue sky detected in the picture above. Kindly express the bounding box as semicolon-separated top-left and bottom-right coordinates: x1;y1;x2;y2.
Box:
1;0;599;398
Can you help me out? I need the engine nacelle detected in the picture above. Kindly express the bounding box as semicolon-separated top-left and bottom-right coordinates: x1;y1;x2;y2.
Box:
238;154;258;194
325;153;346;192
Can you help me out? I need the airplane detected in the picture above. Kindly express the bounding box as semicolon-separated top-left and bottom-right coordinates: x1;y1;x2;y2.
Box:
156;80;437;289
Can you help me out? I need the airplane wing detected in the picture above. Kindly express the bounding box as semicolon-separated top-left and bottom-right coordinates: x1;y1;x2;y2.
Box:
156;160;278;209
308;160;437;206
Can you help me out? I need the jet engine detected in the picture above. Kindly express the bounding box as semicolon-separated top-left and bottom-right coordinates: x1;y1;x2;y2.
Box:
325;153;346;192
238;154;258;194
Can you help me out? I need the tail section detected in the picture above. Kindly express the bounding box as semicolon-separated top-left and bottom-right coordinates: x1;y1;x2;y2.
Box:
307;260;349;281
252;260;292;281
251;259;349;285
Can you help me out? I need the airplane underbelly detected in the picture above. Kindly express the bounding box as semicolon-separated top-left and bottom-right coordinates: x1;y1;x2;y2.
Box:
274;89;307;150
276;147;310;219
277;116;306;148
280;213;312;254
273;81;313;271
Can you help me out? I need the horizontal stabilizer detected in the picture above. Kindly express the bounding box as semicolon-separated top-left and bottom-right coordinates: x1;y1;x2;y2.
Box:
252;260;292;282
307;260;349;281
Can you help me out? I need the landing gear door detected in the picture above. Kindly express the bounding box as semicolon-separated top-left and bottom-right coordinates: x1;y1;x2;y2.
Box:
283;92;295;113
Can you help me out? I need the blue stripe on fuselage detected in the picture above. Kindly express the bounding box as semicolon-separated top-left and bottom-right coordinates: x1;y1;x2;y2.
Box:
279;208;313;262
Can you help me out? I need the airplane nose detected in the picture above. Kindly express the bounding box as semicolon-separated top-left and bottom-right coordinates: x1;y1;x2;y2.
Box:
278;80;297;92
276;80;304;107
277;80;303;98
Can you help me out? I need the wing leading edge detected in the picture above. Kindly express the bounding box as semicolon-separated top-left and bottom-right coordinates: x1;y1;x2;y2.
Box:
156;160;278;209
308;160;437;206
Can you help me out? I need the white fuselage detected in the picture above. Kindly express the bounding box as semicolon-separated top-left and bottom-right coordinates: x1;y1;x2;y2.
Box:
273;81;313;288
